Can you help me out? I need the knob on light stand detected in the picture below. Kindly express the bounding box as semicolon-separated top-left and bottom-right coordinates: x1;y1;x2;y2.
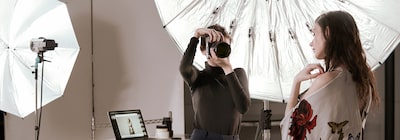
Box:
30;37;58;140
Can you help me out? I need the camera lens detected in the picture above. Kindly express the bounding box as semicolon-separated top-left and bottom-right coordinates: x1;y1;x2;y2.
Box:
212;42;231;58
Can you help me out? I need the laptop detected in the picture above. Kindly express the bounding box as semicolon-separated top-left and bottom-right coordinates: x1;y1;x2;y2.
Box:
108;109;155;140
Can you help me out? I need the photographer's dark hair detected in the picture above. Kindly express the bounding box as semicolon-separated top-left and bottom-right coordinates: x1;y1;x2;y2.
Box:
200;24;229;51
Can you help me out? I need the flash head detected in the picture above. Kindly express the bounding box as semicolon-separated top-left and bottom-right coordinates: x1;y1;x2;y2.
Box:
30;37;58;53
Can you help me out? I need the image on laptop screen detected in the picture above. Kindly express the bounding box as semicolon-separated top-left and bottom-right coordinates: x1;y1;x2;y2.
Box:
108;110;148;139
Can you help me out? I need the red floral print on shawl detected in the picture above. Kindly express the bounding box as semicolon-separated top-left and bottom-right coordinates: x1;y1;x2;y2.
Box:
289;100;317;140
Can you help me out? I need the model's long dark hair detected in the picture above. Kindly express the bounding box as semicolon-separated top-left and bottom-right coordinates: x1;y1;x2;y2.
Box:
315;11;379;110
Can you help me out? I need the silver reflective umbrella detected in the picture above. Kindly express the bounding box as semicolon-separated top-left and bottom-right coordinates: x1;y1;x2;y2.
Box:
0;0;80;118
155;0;400;103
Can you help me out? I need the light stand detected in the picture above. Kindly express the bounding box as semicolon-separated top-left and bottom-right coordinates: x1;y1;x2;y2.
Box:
262;101;272;140
254;100;272;140
31;37;57;140
33;51;48;140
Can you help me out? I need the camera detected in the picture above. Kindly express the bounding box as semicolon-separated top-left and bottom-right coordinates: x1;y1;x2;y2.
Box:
205;37;231;58
30;37;58;53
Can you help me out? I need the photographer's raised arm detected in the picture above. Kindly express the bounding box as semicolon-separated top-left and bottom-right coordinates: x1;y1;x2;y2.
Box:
179;37;200;86
226;68;251;114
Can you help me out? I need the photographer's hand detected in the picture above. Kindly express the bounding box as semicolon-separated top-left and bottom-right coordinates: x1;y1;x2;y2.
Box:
194;28;224;42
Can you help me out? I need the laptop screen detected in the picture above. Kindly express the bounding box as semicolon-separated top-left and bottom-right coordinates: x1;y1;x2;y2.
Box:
108;109;148;139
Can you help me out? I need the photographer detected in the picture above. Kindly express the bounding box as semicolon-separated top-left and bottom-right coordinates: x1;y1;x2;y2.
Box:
179;24;251;140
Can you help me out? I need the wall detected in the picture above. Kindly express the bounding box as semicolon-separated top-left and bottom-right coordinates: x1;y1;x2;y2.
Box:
91;0;184;139
3;0;399;140
4;0;185;140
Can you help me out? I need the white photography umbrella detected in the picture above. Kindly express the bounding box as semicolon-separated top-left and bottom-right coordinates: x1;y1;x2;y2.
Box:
0;0;80;118
154;0;400;103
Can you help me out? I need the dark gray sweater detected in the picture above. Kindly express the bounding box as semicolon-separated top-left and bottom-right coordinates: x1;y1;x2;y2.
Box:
179;37;251;135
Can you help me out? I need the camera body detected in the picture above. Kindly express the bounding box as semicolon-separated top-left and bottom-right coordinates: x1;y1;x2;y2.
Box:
205;37;231;58
30;37;58;53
